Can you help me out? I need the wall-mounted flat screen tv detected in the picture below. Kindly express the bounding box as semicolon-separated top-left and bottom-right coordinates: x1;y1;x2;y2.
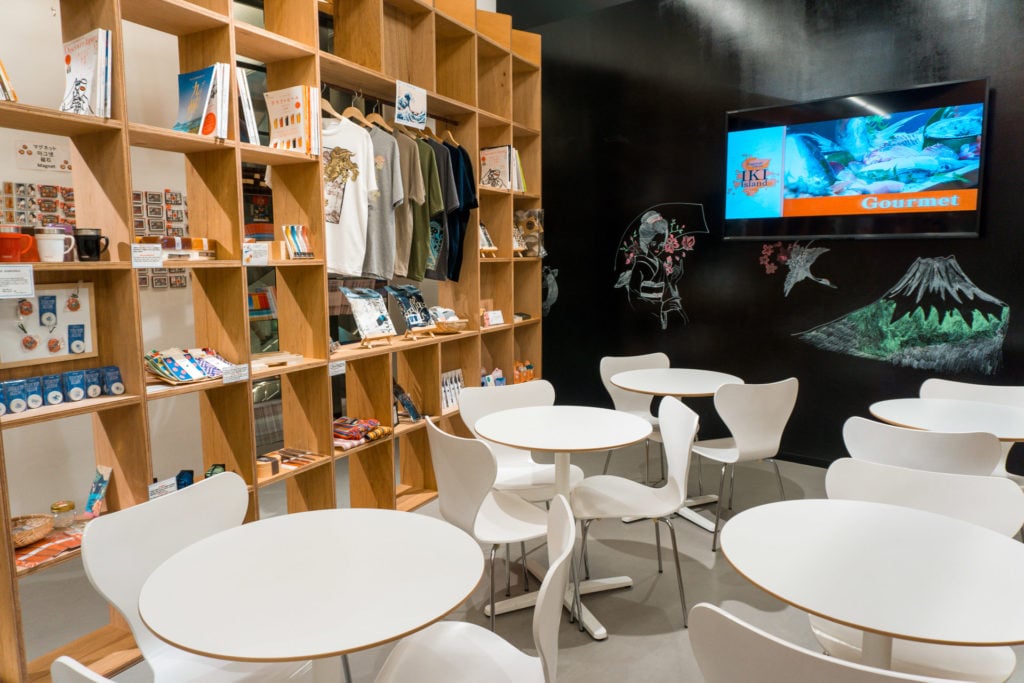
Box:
723;78;988;240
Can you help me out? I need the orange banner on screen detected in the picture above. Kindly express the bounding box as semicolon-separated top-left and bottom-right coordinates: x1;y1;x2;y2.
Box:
784;190;977;217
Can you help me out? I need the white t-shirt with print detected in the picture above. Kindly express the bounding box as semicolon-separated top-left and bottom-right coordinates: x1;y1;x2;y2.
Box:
322;118;378;276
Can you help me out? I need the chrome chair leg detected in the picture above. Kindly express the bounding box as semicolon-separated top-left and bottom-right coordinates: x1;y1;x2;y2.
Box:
654;519;663;573
771;458;786;500
727;463;736;510
489;544;498;630
659;517;688;627
601;449;613;475
505;543;512;596
712;463;728;552
695;452;705;496
581;519;593;580
643;439;651;484
521;541;530;592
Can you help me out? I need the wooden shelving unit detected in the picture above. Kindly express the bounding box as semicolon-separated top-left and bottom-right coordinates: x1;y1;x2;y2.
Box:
0;0;542;680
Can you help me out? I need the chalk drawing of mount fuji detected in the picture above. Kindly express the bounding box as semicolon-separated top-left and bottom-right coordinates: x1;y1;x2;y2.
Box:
796;256;1008;374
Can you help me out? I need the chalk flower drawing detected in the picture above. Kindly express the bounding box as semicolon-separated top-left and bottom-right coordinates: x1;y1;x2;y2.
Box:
797;255;1008;374
614;203;709;330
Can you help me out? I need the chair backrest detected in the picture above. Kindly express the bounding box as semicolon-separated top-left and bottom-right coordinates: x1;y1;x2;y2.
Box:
459;380;556;439
826;458;1024;537
80;472;249;661
534;494;576;683
713;377;798;462
920;378;1024;407
658;396;699;507
599;352;670;414
425;418;497;536
50;657;114;683
689;603;961;683
843;416;1003;475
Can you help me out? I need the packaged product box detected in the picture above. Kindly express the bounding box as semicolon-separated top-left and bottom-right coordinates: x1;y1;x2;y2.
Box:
83;368;102;398
4;380;27;413
101;365;125;395
24;377;43;409
62;370;86;402
42;374;64;405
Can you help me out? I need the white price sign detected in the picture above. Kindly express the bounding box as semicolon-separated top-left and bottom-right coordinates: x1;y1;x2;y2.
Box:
242;242;270;266
131;244;163;269
221;363;250;384
0;265;34;299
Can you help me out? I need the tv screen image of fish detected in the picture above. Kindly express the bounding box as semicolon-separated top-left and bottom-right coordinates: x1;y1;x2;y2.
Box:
723;78;988;240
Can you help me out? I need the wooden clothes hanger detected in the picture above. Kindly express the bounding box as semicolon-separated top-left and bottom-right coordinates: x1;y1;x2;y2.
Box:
320;98;344;121
341;106;373;128
365;111;394;133
422;125;443;143
443;129;460;147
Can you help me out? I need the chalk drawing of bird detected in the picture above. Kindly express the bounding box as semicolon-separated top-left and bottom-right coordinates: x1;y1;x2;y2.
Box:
783;244;836;296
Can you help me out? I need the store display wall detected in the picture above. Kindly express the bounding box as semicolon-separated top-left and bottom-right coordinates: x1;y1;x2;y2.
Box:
505;0;1024;466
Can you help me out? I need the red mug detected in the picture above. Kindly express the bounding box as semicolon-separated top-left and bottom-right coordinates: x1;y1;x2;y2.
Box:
0;232;34;262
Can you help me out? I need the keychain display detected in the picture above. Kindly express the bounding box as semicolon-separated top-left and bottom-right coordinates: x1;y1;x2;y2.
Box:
1;283;96;369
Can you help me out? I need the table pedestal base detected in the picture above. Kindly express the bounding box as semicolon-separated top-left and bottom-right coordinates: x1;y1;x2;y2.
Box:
862;632;894;670
675;494;719;532
483;558;632;640
313;656;343;683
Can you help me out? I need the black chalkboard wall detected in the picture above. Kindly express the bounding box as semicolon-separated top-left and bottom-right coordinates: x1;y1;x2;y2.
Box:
498;0;1024;468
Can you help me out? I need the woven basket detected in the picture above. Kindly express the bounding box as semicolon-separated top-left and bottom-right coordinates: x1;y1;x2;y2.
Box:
11;514;54;548
434;319;468;334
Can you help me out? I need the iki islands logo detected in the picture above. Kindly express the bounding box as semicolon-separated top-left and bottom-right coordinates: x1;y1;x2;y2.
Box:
733;156;777;197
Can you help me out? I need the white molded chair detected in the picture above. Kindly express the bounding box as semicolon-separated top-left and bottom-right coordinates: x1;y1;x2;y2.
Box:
81;473;311;682
425;418;548;630
843;416;1003;476
690;603;965;683
51;656;114;683
598;353;669;481
459;380;584;502
920;378;1024;483
570;396;698;627
374;495;576;683
811;458;1024;682
691;377;798;550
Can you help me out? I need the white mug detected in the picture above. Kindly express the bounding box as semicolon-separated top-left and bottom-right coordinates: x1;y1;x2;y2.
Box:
36;233;75;262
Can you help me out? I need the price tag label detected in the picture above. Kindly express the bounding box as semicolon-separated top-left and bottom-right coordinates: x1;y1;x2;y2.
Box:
0;265;34;299
329;360;346;376
221;363;250;384
242;242;270;266
131;244;163;269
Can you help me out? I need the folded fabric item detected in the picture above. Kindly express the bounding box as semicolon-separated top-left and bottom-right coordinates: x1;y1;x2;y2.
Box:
333;416;381;440
334;438;367;450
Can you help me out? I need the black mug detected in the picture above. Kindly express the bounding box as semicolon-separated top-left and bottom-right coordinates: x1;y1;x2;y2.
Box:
73;228;109;261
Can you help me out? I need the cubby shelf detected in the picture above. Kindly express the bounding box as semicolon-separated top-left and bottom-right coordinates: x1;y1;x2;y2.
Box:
0;0;542;680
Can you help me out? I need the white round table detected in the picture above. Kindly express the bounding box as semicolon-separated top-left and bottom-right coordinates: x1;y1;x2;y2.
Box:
474;405;652;640
720;498;1024;669
610;368;743;397
870;398;1024;441
139;508;483;682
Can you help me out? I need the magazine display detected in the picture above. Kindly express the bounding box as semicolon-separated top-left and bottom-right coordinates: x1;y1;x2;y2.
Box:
264;85;321;154
236;66;260;144
173;63;229;138
59;29;111;117
480;145;526;191
340;287;396;341
385;284;434;330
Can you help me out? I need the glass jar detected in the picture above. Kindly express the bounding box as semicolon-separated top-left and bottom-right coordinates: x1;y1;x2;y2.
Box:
50;499;76;528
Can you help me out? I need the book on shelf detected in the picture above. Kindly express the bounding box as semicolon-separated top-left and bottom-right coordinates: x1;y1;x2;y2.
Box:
172;63;229;138
58;29;111;117
236;67;260;145
480;145;512;190
281;224;314;259
385;284;434;329
339;287;396;341
0;58;17;102
264;85;321;154
513;148;526;192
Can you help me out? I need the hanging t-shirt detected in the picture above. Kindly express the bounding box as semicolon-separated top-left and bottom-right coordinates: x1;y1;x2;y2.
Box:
443;142;479;282
392;131;425;278
322;117;377;276
423;138;460;281
407;139;443;282
362;126;404;280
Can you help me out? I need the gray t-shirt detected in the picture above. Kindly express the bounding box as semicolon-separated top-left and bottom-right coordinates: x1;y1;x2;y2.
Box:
362;126;404;279
423;138;460;281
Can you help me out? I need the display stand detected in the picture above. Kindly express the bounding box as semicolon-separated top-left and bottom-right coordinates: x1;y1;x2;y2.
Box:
359;334;394;349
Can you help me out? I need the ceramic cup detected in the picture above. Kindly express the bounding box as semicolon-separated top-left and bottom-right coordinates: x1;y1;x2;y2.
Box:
36;233;76;262
73;228;109;262
0;226;34;262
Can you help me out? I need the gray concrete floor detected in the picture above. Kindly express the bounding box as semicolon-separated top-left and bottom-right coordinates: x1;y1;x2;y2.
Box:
22;444;1024;682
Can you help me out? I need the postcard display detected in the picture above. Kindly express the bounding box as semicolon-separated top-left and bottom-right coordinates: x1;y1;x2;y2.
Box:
0;2;543;679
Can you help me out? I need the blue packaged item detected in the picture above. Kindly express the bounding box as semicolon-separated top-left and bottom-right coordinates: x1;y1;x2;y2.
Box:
4;380;28;413
68;324;86;354
83;368;102;398
24;376;43;410
62;370;86;402
101;365;125;395
0;383;7;416
42;374;63;405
